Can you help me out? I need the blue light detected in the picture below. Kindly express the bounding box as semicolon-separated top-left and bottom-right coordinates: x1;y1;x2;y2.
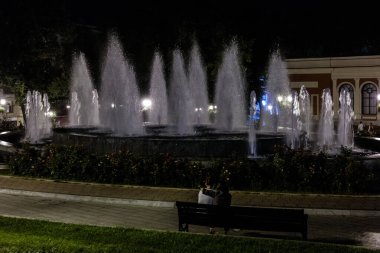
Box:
261;100;267;106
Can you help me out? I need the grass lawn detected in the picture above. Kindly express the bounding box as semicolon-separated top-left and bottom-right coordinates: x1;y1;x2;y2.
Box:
0;216;378;253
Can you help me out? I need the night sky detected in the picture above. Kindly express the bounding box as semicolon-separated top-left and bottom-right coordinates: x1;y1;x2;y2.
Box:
1;0;380;98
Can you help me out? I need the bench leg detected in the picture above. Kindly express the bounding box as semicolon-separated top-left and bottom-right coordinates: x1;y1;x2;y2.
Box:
302;230;308;240
179;223;189;232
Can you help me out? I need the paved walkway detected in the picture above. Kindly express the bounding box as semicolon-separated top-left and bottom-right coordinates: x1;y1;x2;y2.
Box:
0;175;379;249
0;175;379;215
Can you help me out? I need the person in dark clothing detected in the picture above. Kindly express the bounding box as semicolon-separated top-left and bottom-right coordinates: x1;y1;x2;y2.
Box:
202;180;231;206
202;180;232;234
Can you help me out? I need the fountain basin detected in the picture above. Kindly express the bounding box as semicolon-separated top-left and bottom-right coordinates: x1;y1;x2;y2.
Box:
354;136;380;153
53;127;286;159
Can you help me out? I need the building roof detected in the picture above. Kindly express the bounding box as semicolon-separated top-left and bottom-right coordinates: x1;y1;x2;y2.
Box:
286;55;380;79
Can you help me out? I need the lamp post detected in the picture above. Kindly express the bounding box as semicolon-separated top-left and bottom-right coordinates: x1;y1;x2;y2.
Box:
208;105;217;123
195;107;203;125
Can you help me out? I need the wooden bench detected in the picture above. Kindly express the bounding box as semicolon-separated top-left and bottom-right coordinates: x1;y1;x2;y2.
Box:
175;201;308;240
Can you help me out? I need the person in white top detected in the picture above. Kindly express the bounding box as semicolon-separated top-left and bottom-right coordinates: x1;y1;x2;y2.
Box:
197;177;216;234
198;178;214;205
357;121;364;135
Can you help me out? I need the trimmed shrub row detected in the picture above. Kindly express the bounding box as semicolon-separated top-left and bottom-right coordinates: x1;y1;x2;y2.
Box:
8;144;380;194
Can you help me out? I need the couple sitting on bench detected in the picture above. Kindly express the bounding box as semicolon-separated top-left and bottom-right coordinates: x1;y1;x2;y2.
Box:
176;177;308;239
198;177;232;234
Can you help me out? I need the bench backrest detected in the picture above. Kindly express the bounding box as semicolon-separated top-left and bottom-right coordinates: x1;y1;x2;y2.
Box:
229;205;307;233
176;201;307;233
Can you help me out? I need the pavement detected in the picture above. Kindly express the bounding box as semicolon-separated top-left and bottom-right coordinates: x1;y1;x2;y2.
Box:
0;174;379;215
0;173;379;249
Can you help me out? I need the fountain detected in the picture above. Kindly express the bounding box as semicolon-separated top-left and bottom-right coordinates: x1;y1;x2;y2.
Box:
25;90;52;143
214;41;246;131
248;91;257;156
69;53;99;126
99;34;143;135
168;50;194;134
298;85;311;148
260;49;291;133
188;42;209;125
147;52;168;126
318;88;335;149
52;39;283;157
338;87;354;147
289;91;301;149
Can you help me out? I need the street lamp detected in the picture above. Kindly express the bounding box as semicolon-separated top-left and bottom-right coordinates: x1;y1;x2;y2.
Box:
195;107;203;125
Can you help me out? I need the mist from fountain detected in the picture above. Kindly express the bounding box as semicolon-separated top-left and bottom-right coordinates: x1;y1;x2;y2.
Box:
214;41;246;131
338;88;354;147
318;88;335;148
99;35;143;135
189;42;209;125
168;50;194;134
25;90;52;143
260;50;291;133
148;52;168;125
69;53;99;126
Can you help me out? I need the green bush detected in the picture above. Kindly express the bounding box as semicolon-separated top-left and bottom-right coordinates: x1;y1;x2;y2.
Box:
8;144;380;194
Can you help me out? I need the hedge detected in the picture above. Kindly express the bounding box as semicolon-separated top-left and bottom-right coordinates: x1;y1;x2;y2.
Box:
8;144;380;194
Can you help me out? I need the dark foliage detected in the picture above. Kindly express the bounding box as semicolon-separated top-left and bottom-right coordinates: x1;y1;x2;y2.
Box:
8;144;380;194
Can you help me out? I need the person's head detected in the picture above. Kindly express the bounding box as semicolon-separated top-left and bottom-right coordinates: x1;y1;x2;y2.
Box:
360;121;363;124
200;177;212;188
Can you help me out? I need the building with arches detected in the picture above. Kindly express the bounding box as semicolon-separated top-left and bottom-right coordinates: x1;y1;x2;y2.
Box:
287;55;380;122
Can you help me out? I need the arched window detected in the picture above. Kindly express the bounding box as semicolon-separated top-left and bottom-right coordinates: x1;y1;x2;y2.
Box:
362;83;377;115
339;83;354;108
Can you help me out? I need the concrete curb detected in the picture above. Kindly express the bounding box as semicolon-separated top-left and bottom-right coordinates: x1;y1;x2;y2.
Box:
0;189;174;208
305;208;380;216
1;188;380;217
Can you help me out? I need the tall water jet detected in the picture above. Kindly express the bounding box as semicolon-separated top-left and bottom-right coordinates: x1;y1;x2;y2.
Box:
248;90;257;156
289;91;301;149
69;53;99;126
25;90;52;143
261;50;291;132
148;52;168;125
168;49;194;134
338;88;354;147
318;88;335;148
188;42;209;125
214;41;246;131
299;85;311;148
70;92;81;125
99;35;143;135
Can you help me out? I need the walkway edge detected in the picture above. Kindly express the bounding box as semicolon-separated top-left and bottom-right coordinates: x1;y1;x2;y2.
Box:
1;188;380;217
0;189;174;208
